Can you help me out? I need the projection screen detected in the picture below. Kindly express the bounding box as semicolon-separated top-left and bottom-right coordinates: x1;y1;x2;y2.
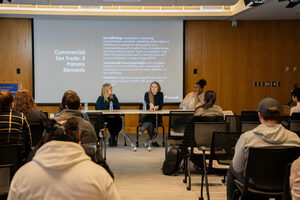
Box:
34;19;183;103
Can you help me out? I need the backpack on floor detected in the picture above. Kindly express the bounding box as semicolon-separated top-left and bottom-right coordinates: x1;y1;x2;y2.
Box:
162;146;183;176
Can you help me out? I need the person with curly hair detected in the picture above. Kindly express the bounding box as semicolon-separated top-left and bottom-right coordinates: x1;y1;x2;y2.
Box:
180;79;207;110
13;89;45;125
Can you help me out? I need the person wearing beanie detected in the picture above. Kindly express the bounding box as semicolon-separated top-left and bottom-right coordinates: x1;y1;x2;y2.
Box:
226;97;300;200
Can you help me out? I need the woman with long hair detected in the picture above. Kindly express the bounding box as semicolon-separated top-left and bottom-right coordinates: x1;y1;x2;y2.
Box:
138;81;164;147
194;90;223;118
95;83;122;147
13;89;45;125
180;79;207;110
179;90;224;171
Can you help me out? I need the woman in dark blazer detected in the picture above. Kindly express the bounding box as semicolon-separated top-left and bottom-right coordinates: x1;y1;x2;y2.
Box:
138;81;164;147
96;83;122;147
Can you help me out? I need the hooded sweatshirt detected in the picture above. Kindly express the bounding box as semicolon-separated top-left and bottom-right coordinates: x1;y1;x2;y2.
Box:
233;124;300;173
8;141;120;200
290;156;300;200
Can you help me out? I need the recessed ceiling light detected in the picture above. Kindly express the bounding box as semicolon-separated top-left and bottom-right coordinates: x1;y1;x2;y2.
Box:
103;0;141;2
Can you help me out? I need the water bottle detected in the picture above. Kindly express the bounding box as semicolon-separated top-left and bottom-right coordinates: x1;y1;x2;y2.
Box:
109;101;113;111
84;103;88;111
182;103;186;111
143;101;147;111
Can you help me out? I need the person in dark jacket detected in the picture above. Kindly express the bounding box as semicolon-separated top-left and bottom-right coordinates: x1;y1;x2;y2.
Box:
138;81;164;147
96;83;122;147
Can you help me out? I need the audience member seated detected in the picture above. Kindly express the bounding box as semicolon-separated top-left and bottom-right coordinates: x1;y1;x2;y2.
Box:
56;90;97;144
180;79;207;110
56;114;114;178
0;91;32;164
226;98;300;200
179;90;224;167
138;81;164;147
291;156;300;200
13;89;46;126
194;90;224;119
27;113;114;178
291;87;300;116
95;83;122;147
8;117;120;200
56;90;90;122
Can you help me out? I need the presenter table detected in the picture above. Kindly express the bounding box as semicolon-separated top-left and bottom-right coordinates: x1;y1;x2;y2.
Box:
87;109;235;160
87;110;179;153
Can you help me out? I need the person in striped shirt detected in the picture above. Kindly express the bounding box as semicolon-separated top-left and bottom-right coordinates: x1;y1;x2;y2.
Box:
0;91;32;164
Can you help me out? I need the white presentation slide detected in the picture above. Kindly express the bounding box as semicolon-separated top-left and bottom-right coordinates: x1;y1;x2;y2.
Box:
34;19;183;103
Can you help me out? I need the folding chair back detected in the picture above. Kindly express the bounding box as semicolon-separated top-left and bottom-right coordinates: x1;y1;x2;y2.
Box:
168;111;194;138
0;164;13;199
290;122;300;132
86;112;103;136
211;132;241;165
246;147;300;191
282;163;292;200
241;111;259;121
225;115;237;132
0;144;22;176
241;122;260;133
86;112;107;158
30;123;44;147
290;112;300;120
194;122;228;148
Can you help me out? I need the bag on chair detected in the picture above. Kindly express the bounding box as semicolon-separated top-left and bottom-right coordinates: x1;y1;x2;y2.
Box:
162;146;183;176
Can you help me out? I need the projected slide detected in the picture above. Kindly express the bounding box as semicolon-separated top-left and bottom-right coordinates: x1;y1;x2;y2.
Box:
34;19;183;103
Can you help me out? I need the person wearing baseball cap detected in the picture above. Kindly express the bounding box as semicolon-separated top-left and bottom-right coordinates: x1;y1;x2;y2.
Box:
226;98;300;200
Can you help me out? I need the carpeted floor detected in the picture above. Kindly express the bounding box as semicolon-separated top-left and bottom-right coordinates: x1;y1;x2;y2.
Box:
105;133;227;200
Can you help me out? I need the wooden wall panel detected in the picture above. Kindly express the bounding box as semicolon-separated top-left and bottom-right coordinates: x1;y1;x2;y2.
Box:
0;18;32;93
185;20;300;114
269;21;300;106
220;21;270;112
184;21;202;95
200;21;220;104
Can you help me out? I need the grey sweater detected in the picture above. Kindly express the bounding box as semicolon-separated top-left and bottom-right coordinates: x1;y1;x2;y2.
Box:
194;104;224;117
56;109;97;144
233;124;300;173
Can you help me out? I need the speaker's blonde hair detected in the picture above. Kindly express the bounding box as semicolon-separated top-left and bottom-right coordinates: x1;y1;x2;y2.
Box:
101;83;113;102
